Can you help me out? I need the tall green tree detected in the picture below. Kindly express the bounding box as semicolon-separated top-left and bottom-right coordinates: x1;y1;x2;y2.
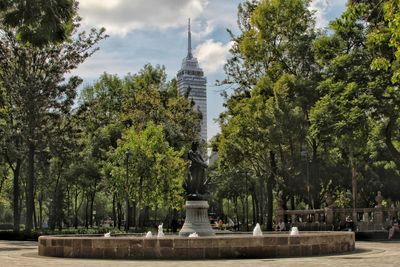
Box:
107;122;185;229
0;16;106;233
218;0;320;230
75;64;201;230
311;1;400;209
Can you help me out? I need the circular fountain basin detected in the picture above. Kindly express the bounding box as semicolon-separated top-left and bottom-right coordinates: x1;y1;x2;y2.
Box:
38;232;355;259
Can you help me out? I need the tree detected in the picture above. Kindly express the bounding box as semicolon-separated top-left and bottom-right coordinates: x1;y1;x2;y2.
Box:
74;65;201;230
383;0;400;83
108;122;185;229
0;15;106;233
311;1;400;209
0;0;76;46
218;0;320;230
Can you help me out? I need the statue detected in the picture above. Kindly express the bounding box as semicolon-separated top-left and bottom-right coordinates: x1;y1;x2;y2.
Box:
184;141;209;200
375;191;383;208
179;141;215;236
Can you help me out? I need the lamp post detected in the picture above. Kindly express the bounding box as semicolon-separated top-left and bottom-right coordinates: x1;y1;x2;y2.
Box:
125;149;133;231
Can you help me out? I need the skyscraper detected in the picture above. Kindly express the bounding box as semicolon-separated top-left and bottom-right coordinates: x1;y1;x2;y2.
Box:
177;19;207;142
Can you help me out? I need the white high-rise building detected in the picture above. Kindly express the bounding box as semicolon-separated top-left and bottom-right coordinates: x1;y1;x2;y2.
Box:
177;19;207;142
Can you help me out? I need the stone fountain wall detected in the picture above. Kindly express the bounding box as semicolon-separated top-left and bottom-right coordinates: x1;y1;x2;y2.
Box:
38;232;355;259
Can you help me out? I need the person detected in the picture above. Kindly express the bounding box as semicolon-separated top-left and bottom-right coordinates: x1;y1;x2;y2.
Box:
218;219;224;230
388;217;399;240
342;216;355;231
275;219;286;231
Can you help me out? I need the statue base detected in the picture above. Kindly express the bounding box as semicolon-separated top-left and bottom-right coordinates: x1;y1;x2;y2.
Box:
179;200;215;237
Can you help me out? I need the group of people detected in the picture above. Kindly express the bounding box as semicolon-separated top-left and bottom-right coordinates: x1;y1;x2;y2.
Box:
225;216;399;238
340;215;399;239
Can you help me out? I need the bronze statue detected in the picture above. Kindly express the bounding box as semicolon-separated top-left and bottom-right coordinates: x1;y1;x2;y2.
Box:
184;142;209;200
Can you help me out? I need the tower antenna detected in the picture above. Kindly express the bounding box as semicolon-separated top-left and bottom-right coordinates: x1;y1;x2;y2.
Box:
188;18;192;58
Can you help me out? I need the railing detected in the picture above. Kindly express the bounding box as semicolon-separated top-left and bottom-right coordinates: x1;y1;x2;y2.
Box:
276;206;400;232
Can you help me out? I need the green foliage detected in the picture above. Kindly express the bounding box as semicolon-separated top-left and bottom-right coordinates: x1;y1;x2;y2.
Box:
384;0;400;83
0;0;77;46
2;0;400;234
0;2;106;232
310;0;400;208
215;0;400;224
108;122;185;210
215;0;322;229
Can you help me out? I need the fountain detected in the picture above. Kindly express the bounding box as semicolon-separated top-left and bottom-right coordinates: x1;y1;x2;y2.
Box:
38;142;355;259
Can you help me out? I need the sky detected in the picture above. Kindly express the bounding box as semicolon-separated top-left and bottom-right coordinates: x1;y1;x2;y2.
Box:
73;0;348;141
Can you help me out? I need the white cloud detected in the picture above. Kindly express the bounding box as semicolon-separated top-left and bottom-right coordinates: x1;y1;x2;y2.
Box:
309;0;329;28
194;39;233;74
78;0;208;36
309;0;347;29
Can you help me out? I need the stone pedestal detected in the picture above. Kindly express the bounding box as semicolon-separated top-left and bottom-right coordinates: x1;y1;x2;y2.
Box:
179;200;215;237
374;207;383;225
325;207;333;225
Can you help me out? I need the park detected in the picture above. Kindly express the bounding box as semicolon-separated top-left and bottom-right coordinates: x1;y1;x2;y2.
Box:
0;0;400;265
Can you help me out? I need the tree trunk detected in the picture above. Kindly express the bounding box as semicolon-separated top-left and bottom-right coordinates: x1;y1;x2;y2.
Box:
141;206;150;228
233;197;239;229
290;196;295;210
117;201;122;230
85;194;89;229
90;192;95;228
351;159;357;210
13;159;22;233
39;192;43;229
66;187;70;227
266;151;277;231
259;179;264;224
136;177;143;230
25;142;35;234
0;171;6;195
240;196;246;231
112;193;116;228
74;189;79;228
33;198;37;229
132;201;136;228
311;138;320;209
253;191;259;224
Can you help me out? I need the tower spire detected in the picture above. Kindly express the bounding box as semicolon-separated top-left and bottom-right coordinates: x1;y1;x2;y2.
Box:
187;18;192;59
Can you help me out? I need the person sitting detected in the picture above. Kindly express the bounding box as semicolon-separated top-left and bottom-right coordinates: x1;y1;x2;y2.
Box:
388;217;399;240
342;216;355;231
275;219;286;231
218;219;224;230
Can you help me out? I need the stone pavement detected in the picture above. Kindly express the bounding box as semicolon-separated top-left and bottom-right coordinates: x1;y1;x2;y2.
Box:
0;240;399;267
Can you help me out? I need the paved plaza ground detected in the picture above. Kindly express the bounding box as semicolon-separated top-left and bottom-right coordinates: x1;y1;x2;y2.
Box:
0;240;399;267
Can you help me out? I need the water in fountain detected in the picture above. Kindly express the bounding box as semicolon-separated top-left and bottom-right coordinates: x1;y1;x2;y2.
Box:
253;223;263;236
104;232;111;237
290;226;299;235
145;231;153;238
157;224;165;238
188;232;198;237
